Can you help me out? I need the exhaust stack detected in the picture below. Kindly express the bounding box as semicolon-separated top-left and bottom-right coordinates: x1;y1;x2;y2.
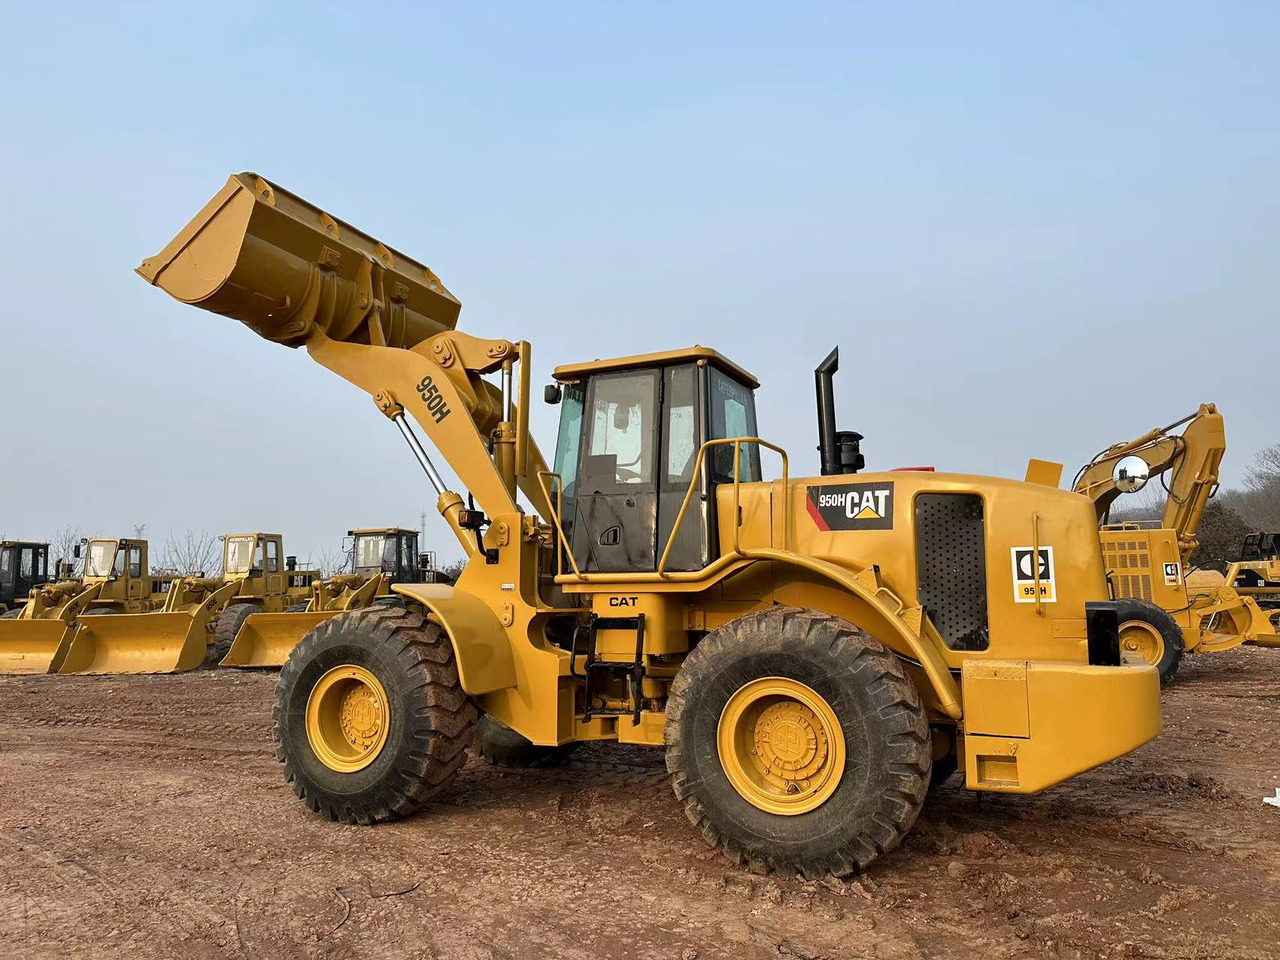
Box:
814;347;864;476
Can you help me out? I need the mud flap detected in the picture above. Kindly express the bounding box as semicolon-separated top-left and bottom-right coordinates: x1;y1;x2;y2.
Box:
57;613;212;675
220;612;337;668
0;620;77;675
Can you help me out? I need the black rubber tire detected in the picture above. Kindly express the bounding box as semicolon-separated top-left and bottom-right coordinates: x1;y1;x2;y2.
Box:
1116;598;1184;686
665;606;931;878
207;602;261;669
473;714;581;768
273;605;477;824
80;607;117;615
0;607;24;620
285;602;311;613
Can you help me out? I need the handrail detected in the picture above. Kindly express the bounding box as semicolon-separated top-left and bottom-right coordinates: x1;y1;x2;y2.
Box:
657;437;789;577
536;470;585;580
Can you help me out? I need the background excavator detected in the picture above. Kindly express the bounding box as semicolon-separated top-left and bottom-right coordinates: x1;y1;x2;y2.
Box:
1070;404;1278;683
138;171;1162;877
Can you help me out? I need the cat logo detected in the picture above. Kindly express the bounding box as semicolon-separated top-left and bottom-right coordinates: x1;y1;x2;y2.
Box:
805;482;895;531
1011;546;1056;603
608;596;638;607
1163;562;1182;586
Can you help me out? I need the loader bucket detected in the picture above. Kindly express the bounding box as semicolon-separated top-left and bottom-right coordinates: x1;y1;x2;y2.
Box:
220;611;337;668
137;173;460;350
0;621;76;674
57;613;211;675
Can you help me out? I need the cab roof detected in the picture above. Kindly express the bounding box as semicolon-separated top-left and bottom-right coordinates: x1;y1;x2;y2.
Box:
552;346;759;389
348;528;417;537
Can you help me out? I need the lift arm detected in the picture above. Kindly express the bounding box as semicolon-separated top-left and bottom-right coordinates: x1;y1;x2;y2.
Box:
1072;403;1225;566
137;173;554;553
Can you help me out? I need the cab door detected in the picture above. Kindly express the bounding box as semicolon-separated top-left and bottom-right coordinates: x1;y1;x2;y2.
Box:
264;537;283;594
571;369;660;573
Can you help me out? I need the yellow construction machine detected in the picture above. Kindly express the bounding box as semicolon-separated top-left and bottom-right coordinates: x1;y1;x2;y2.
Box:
0;536;244;675
139;172;1163;877
208;532;319;664
1229;533;1280;614
1070;405;1278;684
220;527;438;667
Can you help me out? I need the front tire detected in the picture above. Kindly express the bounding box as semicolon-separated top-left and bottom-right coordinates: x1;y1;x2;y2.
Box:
1116;598;1184;685
665;606;930;878
208;602;261;668
273;605;477;824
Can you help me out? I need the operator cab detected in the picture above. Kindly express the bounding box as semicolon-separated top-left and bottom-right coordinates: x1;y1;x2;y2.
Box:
547;346;761;574
79;538;145;582
350;528;424;582
0;541;49;606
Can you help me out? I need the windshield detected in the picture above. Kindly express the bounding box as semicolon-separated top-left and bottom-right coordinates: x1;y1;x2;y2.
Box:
225;537;257;575
355;535;388;571
85;541;118;578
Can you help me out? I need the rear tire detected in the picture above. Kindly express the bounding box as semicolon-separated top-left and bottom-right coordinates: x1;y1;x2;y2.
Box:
285;602;311;613
207;602;260;669
273;606;477;824
1116;598;1184;685
0;607;24;620
665;606;930;878
80;607;117;615
473;714;581;768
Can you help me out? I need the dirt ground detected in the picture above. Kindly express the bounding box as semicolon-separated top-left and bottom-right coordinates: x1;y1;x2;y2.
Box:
2;648;1279;960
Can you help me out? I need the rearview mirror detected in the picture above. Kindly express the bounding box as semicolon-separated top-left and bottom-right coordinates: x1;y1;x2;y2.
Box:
1112;456;1150;494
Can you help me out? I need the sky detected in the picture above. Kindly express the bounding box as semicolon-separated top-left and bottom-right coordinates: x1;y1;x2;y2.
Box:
0;2;1277;567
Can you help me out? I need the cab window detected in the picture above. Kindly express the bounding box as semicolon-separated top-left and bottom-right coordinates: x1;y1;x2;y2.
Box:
266;539;279;574
128;546;142;578
709;368;761;483
585;370;658;486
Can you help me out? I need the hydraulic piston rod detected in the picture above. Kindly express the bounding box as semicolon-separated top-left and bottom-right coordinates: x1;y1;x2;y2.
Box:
392;411;447;497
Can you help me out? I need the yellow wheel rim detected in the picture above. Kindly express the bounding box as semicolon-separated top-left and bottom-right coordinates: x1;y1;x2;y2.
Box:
1120;620;1165;666
717;677;845;816
305;665;391;773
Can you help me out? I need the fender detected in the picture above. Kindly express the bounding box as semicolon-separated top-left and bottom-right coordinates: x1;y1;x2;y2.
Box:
740;549;963;720
392;583;517;695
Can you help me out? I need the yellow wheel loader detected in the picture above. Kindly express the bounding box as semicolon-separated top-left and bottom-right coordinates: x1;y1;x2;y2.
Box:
140;172;1162;877
221;527;437;668
1069;405;1278;684
0;541;52;617
208;532;319;666
0;537;171;673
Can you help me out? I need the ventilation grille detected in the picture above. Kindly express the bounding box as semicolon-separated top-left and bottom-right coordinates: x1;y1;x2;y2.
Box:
916;494;989;651
1102;536;1154;601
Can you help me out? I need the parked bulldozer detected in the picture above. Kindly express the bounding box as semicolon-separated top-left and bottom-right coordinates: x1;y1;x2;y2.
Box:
220;527;436;667
0;541;52;617
1070;405;1277;684
139;172;1162;877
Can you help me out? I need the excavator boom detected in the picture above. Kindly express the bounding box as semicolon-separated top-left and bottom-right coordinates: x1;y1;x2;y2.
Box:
1073;403;1225;566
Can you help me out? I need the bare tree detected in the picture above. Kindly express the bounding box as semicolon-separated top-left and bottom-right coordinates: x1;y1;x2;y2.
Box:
47;524;84;579
1244;443;1280;492
312;544;353;577
156;529;222;577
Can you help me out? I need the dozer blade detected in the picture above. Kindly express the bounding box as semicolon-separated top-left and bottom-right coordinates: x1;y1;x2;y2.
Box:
0;620;77;674
220;611;337;668
57;613;211;675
